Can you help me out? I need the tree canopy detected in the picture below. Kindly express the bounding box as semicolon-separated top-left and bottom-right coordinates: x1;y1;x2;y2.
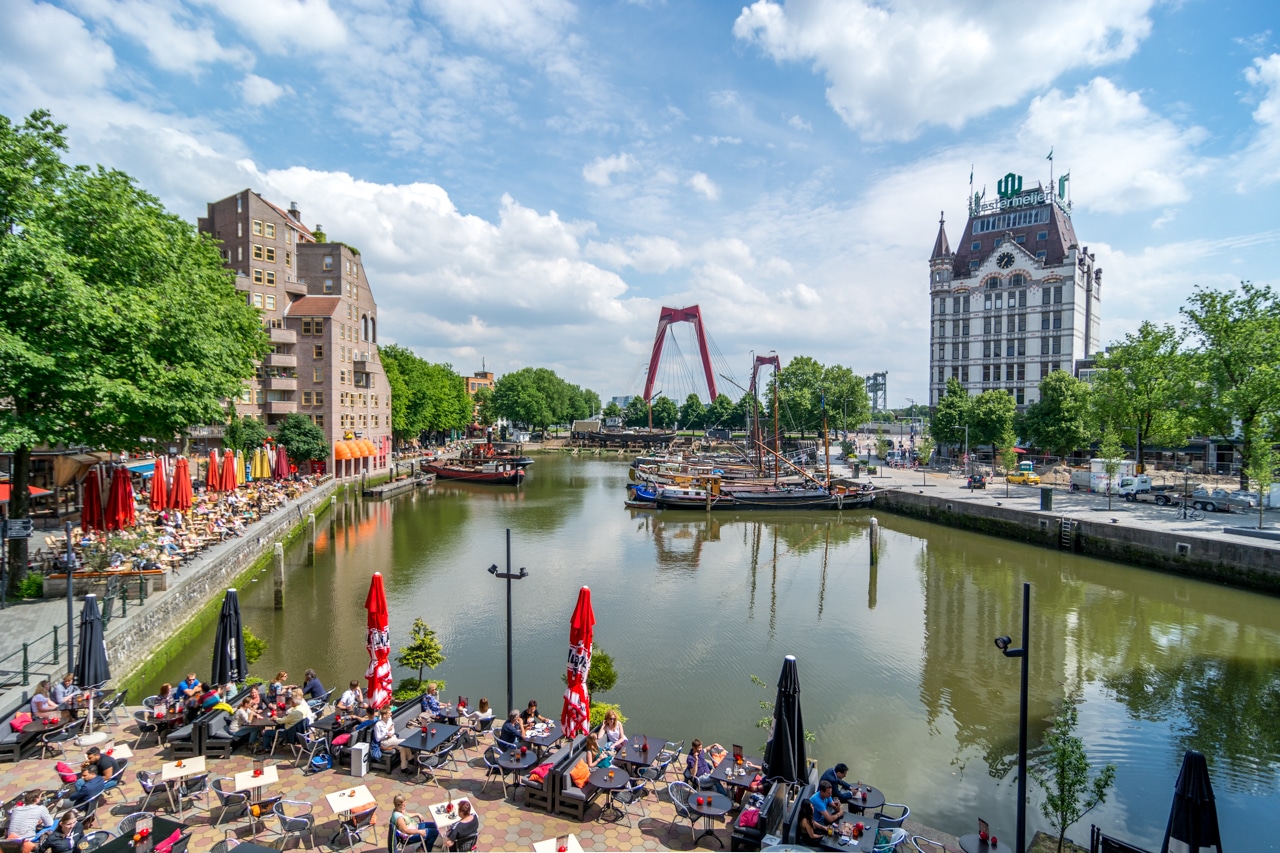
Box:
0;109;266;592
1090;322;1194;467
379;344;471;443
930;378;970;449
1022;371;1094;458
487;366;598;432
275;412;329;464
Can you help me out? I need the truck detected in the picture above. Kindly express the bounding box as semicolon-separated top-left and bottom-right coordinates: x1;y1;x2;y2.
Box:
1117;475;1180;498
1070;459;1138;494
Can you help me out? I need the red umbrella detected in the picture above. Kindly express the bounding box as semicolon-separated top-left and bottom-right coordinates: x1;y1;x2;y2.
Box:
364;573;394;709
170;456;193;511
81;467;105;532
207;450;220;492
274;445;289;480
561;585;595;738
149;457;168;512
105;466;136;530
220;449;238;493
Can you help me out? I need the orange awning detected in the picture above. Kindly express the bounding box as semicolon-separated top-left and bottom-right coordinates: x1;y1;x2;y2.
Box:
335;441;352;460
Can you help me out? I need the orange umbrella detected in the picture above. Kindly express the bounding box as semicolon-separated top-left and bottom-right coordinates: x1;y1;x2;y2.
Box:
105;466;136;531
207;449;220;491
149;457;168;511
171;456;194;511
220;449;238;492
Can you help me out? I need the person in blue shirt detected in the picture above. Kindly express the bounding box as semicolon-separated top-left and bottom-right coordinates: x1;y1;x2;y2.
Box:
302;670;327;702
497;710;523;747
176;672;203;707
70;765;106;808
808;779;844;827
419;682;451;722
820;763;857;802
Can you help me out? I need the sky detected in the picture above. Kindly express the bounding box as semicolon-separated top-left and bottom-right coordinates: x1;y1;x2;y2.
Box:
2;0;1278;408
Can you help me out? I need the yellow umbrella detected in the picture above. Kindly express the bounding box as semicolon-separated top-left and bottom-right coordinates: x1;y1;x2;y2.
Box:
252;447;268;480
236;450;246;485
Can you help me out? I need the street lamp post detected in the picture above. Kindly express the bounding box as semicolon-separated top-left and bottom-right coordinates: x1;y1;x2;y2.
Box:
487;528;528;714
994;582;1031;853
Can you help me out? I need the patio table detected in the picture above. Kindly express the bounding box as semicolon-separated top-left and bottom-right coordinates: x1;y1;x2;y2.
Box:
687;790;732;848
399;723;460;754
589;765;630;823
819;817;882;852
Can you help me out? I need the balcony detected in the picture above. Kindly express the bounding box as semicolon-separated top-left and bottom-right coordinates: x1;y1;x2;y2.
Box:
284;278;308;296
264;353;297;369
265;376;297;392
265;400;297;415
352;350;372;371
269;327;297;345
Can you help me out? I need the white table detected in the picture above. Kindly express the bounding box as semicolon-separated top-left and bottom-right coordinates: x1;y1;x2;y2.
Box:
533;835;584;853
159;756;206;819
427;797;471;831
233;764;281;836
325;784;375;816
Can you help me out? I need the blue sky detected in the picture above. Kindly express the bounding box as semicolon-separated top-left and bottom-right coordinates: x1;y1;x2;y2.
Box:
2;0;1277;407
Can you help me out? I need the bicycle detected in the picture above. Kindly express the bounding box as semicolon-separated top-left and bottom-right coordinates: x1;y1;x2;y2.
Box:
1187;508;1206;521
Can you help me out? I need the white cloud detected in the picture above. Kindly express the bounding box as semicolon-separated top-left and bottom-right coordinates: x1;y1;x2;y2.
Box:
1240;53;1280;186
0;0;115;92
1018;78;1209;214
241;74;290;106
422;0;576;55
583;153;637;186
687;171;720;200
788;114;811;131
733;0;1155;141
203;0;346;54
710;136;742;146
70;0;248;74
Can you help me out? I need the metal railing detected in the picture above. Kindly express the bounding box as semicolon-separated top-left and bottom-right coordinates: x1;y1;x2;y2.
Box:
0;625;64;689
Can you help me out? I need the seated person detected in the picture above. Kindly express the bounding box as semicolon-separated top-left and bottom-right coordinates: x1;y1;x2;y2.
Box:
460;697;493;730
796;798;830;847
518;699;550;730
268;671;292;706
199;687;222;711
444;800;478;851
6;791;56;852
301;669;327;702
83;746;117;782
29;680;59;719
50;674;81;710
231;697;264;749
35;810;83;853
419;682;451;721
336;681;364;714
821;762;857;802
685;739;727;795
809;779;845;827
278;691;315;747
497;710;524;747
373;706;413;772
598;708;627;751
70;765;106;807
391;792;439;852
175;672;203;708
583;733;612;769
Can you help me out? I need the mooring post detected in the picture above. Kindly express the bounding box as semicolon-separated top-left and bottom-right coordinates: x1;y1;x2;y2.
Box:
273;543;285;609
869;516;880;565
329;496;337;530
307;513;316;564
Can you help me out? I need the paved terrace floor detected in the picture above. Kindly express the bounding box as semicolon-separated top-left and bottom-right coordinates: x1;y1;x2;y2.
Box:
0;708;963;851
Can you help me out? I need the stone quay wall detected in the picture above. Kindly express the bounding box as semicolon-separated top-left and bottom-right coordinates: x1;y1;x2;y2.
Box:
875;488;1280;594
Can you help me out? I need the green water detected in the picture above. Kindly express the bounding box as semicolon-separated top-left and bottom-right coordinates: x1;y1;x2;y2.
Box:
143;456;1280;845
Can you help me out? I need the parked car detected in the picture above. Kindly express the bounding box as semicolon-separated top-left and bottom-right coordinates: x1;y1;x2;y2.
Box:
967;474;987;490
1006;471;1041;486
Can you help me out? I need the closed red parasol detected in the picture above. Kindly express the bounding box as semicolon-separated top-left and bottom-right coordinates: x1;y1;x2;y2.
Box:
274;444;289;480
170;456;193;511
81;467;105;532
220;449;238;493
149;457;168;512
364;572;394;709
207;450;220;491
561;585;595;738
105;466;136;530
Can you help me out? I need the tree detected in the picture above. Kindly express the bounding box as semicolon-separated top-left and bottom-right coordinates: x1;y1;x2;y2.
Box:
1031;700;1117;853
473;386;495;427
916;434;935;485
704;393;737;430
623;396;649;427
999;429;1019;497
1091;322;1195;471
649;395;678;429
1245;441;1275;530
0;110;267;593
602;400;622;419
1100;429;1124;510
679;394;706;431
275;412;329;464
243;626;268;665
396;617;445;691
561;646;618;696
223;407;267;452
969;389;1017;449
1182;282;1280;488
775;355;825;436
1023;371;1094;458
822;364;870;434
931;378;971;452
380;344;472;443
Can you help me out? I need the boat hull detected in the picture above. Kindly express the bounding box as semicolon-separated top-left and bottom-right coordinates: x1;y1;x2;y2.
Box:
424;462;525;485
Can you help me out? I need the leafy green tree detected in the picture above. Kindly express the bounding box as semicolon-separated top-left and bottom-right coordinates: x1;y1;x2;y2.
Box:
602;400;622;419
650;395;678;429
275;412;329;464
621;396;646;427
243;626;268;665
379;344;470;442
679;394;706;430
705;393;737;430
1099;429;1124;510
1182;282;1280;487
916;434;935;484
930;378;971;452
1030;700;1117;853
0;110;266;591
473;385;495;427
396;617;445;693
775;355;825;436
1245;441;1275;530
491;367;550;430
999;429;1019;497
970;389;1017;449
1023;371;1094;458
223;407;268;452
822;364;870;434
1091;322;1195;471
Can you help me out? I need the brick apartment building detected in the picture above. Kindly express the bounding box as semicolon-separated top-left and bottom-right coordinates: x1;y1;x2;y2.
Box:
197;190;391;477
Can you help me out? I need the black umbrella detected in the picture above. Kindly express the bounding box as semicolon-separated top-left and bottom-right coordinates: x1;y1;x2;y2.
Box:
73;593;111;735
211;588;247;686
1161;750;1223;853
762;654;807;784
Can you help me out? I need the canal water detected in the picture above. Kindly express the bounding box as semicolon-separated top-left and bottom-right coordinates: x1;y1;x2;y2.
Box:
144;456;1280;844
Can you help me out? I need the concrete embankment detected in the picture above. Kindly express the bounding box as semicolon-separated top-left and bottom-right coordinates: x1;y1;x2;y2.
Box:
872;472;1280;594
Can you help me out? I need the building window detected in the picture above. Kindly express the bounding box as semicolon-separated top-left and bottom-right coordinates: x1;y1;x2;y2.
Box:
265;295;276;311
340;369;348;384
252;244;264;260
269;318;283;329
323;256;334;270
313;345;323;359
253;269;264;284
1015;235;1026;243
1042;313;1051;330
1036;251;1047;260
961;320;969;336
1007;339;1016;357
983;340;991;358
971;241;981;251
994;317;1003;334
1036;231;1048;241
286;251;292;267
324;279;334;293
252;219;264;236
1052;361;1061;373
301;319;312;335
237;196;243;213
265;222;275;239
951;320;960;336
252;293;264;309
963;296;970;312
315;413;324;427
1016;387;1025;404
961;366;969;382
1005;364;1015;381
982;364;991;382
1010;274;1024;287
961;342;969;359
1017;363;1025;381
302;390;313;406
952;366;960;380
938;299;946;314
983;317;992;334
265;271;276;286
995;293;1003;309
970;261;980;270
952;343;960;360
938;366;945;382
1051;336;1062;355
1017;338;1026;356
1054;285;1063;303
1052;311;1062;329
255;389;265;404
240;388;251;403
1018;290;1027;308
265;247;276;262
312;367;323;383
994;238;1003;248
1042;287;1052;306
1017;314;1027;332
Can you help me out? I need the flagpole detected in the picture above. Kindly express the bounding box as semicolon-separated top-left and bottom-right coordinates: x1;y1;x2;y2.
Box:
1047;148;1054;196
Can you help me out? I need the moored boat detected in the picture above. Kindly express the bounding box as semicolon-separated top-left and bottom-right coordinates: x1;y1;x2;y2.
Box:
424;460;525;485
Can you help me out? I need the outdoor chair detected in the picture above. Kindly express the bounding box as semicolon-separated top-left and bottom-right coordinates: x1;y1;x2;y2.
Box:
413;745;452;787
636;755;675;797
270;799;316;850
911;837;947;853
94;690;128;728
874;828;909;851
668;781;699;843
874;802;910;828
101;758;130;799
246;795;284;838
210;777;249;826
481;746;507;797
81;830;116;851
132;711;161;750
174;772;210;815
116;812;156;838
291;724;326;768
331;804;378;849
449;816;479;852
134;771;166;812
612;777;649;826
389;824;430;853
76;790;107;830
658;739;684;764
40;721;82;760
141;696;160;711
